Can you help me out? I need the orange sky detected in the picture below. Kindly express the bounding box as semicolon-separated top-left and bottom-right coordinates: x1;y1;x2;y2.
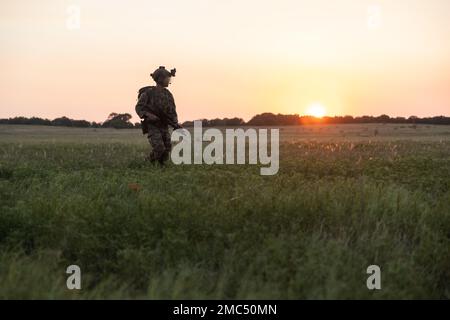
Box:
1;0;449;122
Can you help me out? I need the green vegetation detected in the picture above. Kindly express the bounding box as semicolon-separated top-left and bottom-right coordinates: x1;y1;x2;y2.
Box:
0;124;449;299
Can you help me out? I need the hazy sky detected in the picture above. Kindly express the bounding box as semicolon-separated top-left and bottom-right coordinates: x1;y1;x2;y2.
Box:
1;0;449;122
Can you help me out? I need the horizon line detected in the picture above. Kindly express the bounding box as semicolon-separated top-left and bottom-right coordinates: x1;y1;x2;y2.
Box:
2;113;450;124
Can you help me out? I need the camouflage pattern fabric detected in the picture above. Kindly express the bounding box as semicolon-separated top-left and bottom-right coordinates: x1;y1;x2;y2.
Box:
135;86;178;164
146;123;171;164
135;86;178;126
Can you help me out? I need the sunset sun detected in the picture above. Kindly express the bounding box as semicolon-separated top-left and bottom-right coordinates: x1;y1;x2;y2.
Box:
306;103;327;118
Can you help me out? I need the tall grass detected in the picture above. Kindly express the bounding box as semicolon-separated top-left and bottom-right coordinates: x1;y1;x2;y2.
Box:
0;126;449;299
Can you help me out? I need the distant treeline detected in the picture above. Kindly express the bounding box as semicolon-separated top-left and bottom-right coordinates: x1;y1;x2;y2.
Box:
244;113;450;126
0;113;137;129
187;113;450;126
1;113;449;129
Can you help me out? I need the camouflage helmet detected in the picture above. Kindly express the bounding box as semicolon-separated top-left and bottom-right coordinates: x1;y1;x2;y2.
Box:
151;66;176;84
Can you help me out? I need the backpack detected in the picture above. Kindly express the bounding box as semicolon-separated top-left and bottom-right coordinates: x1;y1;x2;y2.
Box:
138;86;154;99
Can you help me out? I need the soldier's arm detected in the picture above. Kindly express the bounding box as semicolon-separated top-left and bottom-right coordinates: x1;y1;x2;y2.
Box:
166;92;179;125
135;92;149;119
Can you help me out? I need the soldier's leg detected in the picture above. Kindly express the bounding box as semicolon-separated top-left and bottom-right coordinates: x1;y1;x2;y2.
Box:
160;127;172;163
146;125;166;163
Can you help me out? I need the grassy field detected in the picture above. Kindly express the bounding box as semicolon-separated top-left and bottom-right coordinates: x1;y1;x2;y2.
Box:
0;124;449;299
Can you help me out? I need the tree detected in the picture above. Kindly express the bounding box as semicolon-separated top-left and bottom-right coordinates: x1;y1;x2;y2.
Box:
102;113;134;129
52;117;73;127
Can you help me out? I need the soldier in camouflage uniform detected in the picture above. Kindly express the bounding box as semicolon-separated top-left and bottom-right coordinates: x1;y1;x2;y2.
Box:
135;66;182;164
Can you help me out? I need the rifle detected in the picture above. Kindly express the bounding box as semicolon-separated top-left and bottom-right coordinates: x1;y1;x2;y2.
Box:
166;118;187;135
167;118;183;130
140;113;185;135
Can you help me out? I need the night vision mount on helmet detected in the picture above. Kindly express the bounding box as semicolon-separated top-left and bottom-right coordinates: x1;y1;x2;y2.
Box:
151;66;176;84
